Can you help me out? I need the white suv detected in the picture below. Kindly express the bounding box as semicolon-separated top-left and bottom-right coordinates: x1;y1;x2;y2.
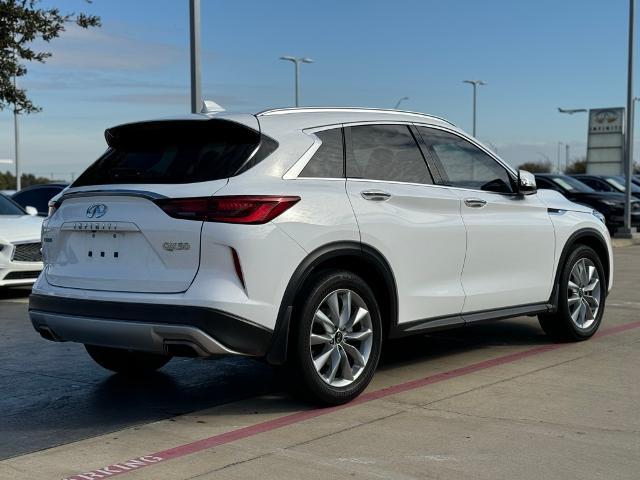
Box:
30;107;613;404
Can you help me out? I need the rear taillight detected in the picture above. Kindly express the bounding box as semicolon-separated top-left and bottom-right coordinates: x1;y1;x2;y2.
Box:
154;195;300;224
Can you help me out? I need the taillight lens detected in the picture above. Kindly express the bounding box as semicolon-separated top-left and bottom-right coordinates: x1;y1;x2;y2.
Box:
154;195;300;224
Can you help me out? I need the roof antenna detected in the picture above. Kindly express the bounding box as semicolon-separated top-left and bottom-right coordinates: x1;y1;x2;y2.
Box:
201;99;225;114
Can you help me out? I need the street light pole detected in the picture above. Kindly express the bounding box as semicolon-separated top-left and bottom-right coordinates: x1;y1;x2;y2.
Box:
394;96;409;109
463;80;486;137
189;0;201;114
557;107;588;174
280;56;314;107
619;0;636;237
13;74;20;191
557;142;564;174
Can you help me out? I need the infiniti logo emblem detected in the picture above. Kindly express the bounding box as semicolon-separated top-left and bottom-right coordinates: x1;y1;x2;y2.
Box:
86;204;108;218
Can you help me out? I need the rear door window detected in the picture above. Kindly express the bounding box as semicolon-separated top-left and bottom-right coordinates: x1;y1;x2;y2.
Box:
299;128;344;178
346;124;432;184
73;119;274;187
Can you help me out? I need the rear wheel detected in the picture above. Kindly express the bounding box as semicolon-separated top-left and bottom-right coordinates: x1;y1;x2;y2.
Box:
539;245;606;341
288;270;382;405
85;345;172;375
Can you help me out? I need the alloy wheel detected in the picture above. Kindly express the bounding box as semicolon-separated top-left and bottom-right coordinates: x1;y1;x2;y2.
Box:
309;289;373;387
567;257;601;330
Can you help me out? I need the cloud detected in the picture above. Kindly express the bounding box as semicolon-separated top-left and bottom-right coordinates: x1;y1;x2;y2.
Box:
23;71;186;92
44;27;182;71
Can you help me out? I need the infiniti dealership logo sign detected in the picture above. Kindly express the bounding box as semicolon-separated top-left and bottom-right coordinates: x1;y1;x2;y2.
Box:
86;204;108;218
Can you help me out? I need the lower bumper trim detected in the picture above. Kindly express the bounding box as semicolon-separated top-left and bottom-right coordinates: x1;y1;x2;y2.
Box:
30;311;243;357
29;294;273;357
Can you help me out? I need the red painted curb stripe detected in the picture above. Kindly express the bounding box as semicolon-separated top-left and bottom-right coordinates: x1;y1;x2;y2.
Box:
62;319;640;480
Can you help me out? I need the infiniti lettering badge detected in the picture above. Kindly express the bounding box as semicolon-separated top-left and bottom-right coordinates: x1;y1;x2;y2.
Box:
86;204;108;218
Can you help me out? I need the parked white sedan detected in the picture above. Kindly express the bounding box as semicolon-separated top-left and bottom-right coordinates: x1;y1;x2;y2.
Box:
0;193;43;286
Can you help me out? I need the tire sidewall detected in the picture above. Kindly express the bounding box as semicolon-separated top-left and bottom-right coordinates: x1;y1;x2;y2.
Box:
558;245;606;339
291;270;382;405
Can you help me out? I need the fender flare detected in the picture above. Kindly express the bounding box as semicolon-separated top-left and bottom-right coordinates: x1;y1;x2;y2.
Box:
548;227;611;309
265;241;398;364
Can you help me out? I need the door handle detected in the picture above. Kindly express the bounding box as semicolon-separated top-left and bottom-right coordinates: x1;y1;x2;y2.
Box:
464;198;487;208
361;190;392;202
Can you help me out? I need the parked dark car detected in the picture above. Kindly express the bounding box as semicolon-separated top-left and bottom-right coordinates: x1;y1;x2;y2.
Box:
571;174;640;199
535;174;640;233
12;183;68;217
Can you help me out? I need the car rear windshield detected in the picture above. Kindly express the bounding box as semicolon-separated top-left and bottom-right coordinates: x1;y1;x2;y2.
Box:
73;119;275;186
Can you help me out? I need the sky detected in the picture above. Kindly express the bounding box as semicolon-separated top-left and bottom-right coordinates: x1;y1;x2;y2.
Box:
0;0;636;181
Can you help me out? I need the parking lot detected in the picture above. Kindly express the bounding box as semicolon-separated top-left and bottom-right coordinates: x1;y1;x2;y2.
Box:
0;244;639;480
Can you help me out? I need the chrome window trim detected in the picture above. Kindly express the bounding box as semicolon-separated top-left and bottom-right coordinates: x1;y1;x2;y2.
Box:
346;177;439;189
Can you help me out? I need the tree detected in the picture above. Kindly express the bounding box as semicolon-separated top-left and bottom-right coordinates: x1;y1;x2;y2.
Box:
565;157;587;174
518;161;553;173
0;0;100;114
0;170;52;190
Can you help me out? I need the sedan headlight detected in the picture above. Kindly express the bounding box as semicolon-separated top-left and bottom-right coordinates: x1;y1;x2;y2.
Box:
592;209;606;223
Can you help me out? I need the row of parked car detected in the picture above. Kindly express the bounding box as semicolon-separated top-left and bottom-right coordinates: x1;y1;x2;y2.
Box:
535;174;640;234
0;184;67;287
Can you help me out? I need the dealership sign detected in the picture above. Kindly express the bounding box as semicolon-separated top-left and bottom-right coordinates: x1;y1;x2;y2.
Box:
586;107;624;175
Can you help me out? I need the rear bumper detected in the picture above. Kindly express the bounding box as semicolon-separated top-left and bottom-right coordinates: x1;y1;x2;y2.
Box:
29;294;273;357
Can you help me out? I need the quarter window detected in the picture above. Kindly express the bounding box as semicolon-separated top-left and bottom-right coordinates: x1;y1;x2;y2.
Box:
417;127;514;193
299;128;344;178
346;124;431;184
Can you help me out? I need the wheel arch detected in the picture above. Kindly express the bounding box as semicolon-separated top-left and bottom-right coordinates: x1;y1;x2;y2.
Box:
266;241;398;365
549;228;611;308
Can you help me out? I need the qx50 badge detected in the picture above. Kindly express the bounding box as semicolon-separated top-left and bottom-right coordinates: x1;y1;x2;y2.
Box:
163;242;191;252
86;204;108;219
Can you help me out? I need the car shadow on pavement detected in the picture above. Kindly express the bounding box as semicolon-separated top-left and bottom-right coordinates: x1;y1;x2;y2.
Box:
0;316;553;460
380;319;550;368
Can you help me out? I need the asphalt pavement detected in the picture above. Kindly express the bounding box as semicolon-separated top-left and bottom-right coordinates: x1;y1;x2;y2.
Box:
1;245;639;480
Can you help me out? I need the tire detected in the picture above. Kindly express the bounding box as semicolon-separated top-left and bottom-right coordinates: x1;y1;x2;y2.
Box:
288;270;383;405
539;245;606;341
85;345;172;375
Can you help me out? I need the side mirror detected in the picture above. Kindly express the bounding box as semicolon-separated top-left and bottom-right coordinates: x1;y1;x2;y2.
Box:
25;206;38;216
517;170;537;195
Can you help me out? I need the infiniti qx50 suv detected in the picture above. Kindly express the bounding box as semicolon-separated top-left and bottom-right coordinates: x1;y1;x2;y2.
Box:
30;108;613;404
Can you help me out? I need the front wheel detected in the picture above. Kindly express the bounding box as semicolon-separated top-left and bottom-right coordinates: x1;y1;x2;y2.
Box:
288;270;382;405
539;245;606;341
85;345;172;375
